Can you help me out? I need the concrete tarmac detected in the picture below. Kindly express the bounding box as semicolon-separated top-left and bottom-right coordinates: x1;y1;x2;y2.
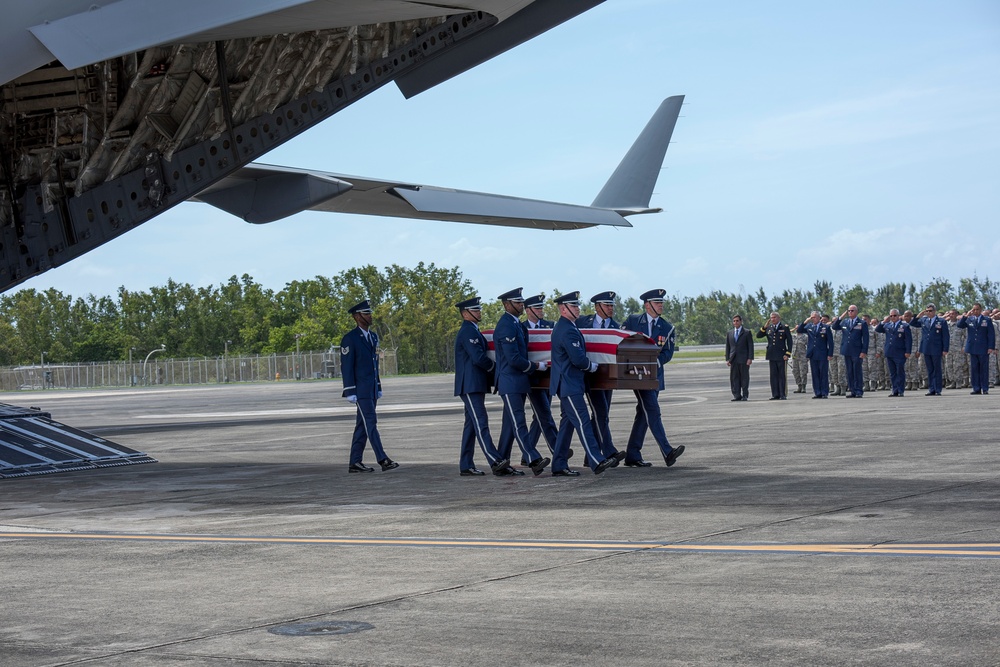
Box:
1;363;998;666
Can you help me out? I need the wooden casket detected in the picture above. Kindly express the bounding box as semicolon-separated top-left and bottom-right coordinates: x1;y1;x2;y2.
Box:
483;328;660;390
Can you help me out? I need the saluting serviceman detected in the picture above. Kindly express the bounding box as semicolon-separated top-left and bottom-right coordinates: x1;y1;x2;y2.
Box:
797;311;834;398
756;311;793;400
956;303;997;395
453;297;519;476
874;309;912;397
620;289;685;468
910;303;949;396
549;292;617;476
574;291;626;467
340;299;399;473
831;305;869;398
522;294;561;458
493;287;551;475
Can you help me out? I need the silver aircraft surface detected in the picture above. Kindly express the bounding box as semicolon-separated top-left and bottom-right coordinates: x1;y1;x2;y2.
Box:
1;0;682;296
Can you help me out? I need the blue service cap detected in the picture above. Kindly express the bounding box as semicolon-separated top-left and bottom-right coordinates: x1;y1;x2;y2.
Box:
523;294;546;308
497;287;524;302
590;291;616;304
554;291;582;306
456;297;482;310
348;299;372;314
640;288;666;302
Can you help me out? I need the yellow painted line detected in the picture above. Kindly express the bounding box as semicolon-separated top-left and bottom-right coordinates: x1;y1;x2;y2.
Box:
2;532;999;557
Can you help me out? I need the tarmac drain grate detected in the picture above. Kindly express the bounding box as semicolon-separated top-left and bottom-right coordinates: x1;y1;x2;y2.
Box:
268;621;374;637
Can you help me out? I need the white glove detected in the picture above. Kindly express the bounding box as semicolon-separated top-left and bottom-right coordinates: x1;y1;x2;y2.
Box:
346;395;358;404
536;362;547;371
377;391;383;399
588;362;599;373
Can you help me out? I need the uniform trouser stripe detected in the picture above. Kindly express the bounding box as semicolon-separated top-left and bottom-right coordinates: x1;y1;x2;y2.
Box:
462;394;498;465
566;395;601;467
502;394;531;460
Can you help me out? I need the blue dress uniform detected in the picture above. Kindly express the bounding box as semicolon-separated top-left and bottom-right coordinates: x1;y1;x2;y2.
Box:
574;291;623;463
756;319;793;399
522;295;559;455
796;319;835;397
493;288;549;474
874;317;912;396
957;311;997;394
453;297;515;475
549;292;615;475
831;314;869;397
910;311;949;395
340;300;396;472
620;289;683;467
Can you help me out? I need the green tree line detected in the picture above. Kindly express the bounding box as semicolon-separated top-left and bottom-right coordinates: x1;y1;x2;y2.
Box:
1;268;996;369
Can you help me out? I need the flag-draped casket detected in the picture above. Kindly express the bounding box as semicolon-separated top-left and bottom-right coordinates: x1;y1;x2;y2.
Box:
482;328;660;390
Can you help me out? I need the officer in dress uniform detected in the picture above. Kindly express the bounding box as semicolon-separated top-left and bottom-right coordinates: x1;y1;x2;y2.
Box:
620;289;685;467
956;303;997;395
574;291;626;467
831;305;869;398
549;292;617;476
340;299;399;473
874;309;912;397
910;303;950;396
453;297;519;476
797;311;834;398
756;311;793;400
493;287;551;475
522;294;561;458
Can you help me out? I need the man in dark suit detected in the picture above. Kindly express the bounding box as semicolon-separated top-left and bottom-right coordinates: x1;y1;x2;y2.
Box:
756;311;793;400
493;287;550;475
453;296;518;477
620;289;685;468
725;314;753;401
340;299;398;473
549;291;617;476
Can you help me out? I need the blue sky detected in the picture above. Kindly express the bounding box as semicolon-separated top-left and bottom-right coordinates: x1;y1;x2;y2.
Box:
16;0;1000;304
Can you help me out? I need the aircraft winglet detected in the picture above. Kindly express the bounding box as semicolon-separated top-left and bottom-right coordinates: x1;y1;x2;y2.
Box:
591;95;684;212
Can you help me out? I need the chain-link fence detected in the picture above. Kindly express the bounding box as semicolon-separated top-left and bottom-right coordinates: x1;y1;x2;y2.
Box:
0;348;398;391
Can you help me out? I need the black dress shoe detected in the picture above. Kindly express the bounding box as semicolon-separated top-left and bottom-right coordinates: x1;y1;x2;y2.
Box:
925;392;934;396
971;390;982;395
731;397;742;402
552;469;580;477
741;396;748;401
769;396;779;400
609;450;627;468
348;462;374;473
811;395;823;399
624;459;652;467
490;458;511;474
379;458;399;471
664;444;685;467
594;457;616;475
567;448;574;460
460;468;485;476
529;457;551;476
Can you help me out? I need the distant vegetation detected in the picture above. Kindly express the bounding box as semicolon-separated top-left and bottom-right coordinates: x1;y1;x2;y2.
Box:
1;267;996;372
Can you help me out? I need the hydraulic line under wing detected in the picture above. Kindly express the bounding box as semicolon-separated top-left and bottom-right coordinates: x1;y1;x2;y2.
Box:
192;95;685;230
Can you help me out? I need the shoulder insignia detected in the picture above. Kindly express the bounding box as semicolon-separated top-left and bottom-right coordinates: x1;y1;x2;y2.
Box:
341;346;349;355
572;341;581;347
470;338;480;345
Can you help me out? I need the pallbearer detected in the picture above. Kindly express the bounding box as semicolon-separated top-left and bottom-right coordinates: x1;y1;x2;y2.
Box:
522;294;560;458
575;291;626;466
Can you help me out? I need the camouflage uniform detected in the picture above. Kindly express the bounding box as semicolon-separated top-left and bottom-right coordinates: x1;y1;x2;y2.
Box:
950;316;969;388
831;328;846;395
991;317;1000;387
791;331;808;393
869;323;886;390
906;325;921;391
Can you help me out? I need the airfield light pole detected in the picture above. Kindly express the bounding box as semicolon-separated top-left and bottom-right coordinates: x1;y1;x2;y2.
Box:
129;347;136;386
141;344;166;386
224;340;231;383
294;334;302;380
40;351;46;390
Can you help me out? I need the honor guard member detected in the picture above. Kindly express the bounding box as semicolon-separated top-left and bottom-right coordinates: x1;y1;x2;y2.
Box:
453;297;520;476
522;294;561;458
549;291;617;476
797;312;834;398
910;303;950;396
574;291;626;466
341;300;399;473
756;311;793;400
956;303;997;394
620;289;685;467
831;305;869;397
493;288;551;475
874;310;912;397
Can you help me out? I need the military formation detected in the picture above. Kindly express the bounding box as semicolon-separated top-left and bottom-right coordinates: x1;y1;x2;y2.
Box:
338;289;686;476
746;303;998;400
336;294;997;474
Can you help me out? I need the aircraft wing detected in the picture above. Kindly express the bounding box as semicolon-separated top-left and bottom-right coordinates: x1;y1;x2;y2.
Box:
192;164;631;230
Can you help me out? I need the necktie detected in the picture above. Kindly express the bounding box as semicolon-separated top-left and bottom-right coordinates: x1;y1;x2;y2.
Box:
601;319;607;329
735;328;740;340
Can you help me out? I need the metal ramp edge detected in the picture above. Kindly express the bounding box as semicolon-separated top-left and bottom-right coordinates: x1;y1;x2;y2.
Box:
0;403;157;479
